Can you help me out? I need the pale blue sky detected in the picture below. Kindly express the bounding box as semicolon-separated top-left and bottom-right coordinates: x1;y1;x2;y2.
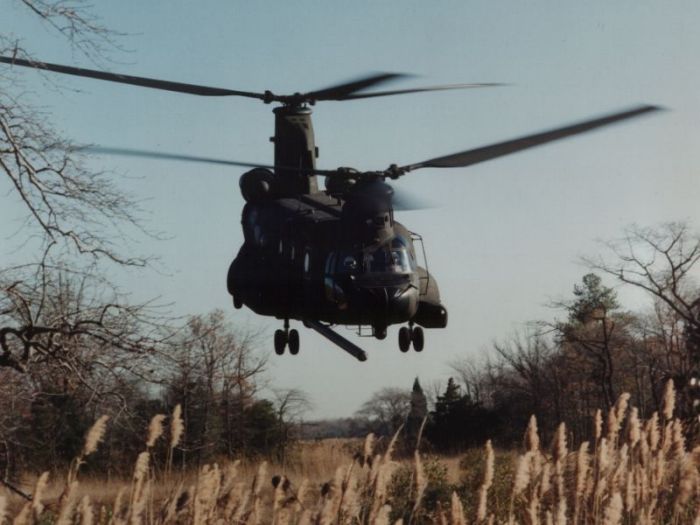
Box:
1;1;699;417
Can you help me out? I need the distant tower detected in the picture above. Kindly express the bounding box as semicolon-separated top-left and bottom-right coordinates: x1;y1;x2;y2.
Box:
405;377;428;450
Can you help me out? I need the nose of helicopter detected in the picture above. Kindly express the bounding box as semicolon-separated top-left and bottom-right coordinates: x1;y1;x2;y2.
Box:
387;285;419;321
354;280;419;323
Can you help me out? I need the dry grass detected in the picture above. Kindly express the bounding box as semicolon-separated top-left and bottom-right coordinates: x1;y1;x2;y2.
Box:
2;381;700;524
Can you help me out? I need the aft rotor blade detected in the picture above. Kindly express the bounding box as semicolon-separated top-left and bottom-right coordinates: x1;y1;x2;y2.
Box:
403;105;663;171
0;56;266;98
341;82;504;101
304;73;409;101
83;146;276;169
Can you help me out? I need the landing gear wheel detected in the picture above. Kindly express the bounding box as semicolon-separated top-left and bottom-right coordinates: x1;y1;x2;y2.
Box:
274;329;287;355
374;325;387;340
411;326;424;352
288;329;300;355
398;327;411;353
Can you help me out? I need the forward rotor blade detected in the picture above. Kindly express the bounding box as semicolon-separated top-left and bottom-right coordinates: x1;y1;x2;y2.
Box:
83;146;276;169
403;105;662;171
0;56;266;98
341;82;504;101
304;73;409;101
391;186;435;211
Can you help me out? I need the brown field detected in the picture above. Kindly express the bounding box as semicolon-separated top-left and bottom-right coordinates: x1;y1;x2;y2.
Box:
1;383;700;524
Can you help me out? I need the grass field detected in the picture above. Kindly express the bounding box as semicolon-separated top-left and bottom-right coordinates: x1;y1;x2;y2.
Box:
1;382;699;524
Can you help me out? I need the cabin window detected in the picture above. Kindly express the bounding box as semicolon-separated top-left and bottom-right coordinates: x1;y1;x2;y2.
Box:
324;253;346;304
325;253;335;274
303;250;311;273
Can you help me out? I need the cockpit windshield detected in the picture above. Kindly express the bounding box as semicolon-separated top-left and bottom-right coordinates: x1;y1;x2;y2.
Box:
363;238;414;274
332;237;415;276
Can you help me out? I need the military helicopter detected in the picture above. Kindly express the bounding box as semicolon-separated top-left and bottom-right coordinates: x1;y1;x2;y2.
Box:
0;55;661;361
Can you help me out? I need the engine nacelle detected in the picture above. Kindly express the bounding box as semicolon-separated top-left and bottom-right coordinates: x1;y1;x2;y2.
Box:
325;174;357;196
239;168;277;203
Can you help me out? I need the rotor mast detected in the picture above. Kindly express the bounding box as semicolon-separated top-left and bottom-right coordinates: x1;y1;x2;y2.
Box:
272;104;318;195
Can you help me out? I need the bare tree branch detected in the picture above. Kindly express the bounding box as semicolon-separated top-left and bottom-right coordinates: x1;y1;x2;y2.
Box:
19;0;125;62
583;222;700;329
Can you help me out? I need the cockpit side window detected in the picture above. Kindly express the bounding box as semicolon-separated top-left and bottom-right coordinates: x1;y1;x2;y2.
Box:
393;236;417;271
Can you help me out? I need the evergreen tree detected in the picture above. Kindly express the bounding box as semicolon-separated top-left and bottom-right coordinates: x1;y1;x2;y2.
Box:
405;377;428;450
569;273;619;324
559;273;629;410
427;378;500;451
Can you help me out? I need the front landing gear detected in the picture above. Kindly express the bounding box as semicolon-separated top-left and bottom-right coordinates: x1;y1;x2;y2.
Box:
372;324;387;340
274;320;299;356
398;324;424;353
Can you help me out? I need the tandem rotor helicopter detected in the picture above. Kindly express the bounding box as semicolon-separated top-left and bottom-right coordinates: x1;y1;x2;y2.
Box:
0;55;661;362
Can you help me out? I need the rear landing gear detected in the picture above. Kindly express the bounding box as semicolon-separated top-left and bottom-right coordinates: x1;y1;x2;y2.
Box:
274;320;299;356
398;324;424;353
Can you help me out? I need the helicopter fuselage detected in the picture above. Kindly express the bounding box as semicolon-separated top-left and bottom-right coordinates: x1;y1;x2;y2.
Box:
226;191;448;334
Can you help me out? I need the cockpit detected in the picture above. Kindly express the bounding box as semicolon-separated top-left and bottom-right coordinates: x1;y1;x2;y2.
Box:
323;234;421;321
332;236;416;277
362;240;413;274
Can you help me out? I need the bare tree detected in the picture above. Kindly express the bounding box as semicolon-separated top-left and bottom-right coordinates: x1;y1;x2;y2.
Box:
0;4;178;480
16;0;123;60
0;1;165;379
1;1;143;263
0;370;33;480
1;68;147;265
272;388;312;464
584;222;700;330
449;355;493;406
0;265;167;377
273;388;313;425
355;387;411;435
585;222;700;420
628;301;689;414
489;330;561;431
164;311;266;464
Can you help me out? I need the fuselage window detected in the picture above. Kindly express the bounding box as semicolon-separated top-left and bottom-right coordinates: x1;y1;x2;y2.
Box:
304;250;311;273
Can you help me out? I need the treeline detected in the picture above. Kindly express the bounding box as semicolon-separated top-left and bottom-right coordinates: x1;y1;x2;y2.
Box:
357;223;700;451
0;310;309;479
